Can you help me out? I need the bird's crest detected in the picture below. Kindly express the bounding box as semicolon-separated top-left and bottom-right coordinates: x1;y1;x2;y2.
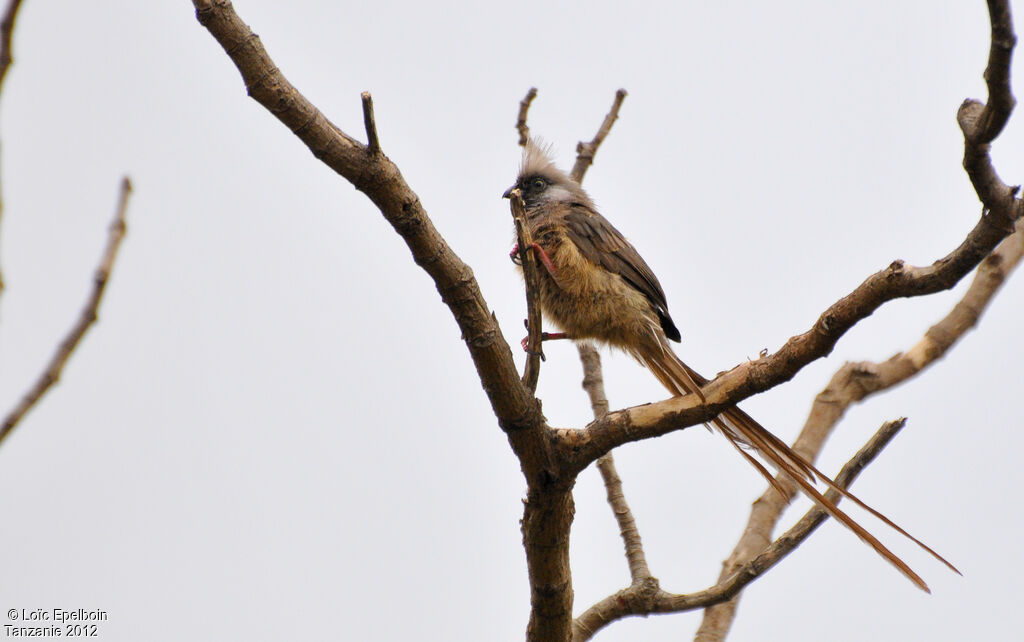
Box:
520;139;572;185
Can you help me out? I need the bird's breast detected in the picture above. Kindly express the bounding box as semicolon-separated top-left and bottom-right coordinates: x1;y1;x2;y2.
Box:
527;225;662;350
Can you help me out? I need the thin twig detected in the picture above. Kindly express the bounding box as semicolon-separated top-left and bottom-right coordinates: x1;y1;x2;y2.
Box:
576;344;608;419
568;90;654;586
561;89;661;621
361;91;380;155
596;453;653;583
0;177;133;446
516;87;538;146
573;419;907;641
579;342;653;585
570;89;627;184
511;88;546;389
0;0;27;297
0;0;23;92
510;190;545;391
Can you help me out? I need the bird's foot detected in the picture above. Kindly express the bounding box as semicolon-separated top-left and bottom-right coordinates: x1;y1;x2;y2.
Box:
520;330;568;352
510;242;558;278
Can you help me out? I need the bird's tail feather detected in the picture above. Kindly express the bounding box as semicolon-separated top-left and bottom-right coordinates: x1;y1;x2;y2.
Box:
632;338;958;592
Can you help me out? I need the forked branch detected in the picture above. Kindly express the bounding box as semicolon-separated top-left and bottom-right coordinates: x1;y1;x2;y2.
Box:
569;89;627;183
559;1;1021;473
193;1;1023;640
696;216;1024;639
573;419;909;640
191;0;549;453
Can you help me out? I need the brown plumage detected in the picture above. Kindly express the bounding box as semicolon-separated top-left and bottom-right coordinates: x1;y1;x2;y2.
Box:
504;142;957;591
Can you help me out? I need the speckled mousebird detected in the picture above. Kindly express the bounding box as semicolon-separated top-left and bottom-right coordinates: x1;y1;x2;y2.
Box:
503;141;957;591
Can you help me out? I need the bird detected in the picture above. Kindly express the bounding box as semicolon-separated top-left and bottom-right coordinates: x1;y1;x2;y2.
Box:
503;141;957;591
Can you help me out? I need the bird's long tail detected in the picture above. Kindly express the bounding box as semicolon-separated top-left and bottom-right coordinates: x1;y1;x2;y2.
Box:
632;337;959;592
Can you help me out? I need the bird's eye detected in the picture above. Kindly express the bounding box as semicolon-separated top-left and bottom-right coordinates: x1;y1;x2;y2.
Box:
531;178;546;190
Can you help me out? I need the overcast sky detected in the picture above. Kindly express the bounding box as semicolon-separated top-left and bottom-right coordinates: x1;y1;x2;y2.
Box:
0;1;1020;640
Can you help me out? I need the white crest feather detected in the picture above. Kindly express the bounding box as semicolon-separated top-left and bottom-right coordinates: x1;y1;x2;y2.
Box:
520;139;572;185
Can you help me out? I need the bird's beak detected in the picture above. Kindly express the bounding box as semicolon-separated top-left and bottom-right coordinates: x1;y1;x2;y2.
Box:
502;185;515;199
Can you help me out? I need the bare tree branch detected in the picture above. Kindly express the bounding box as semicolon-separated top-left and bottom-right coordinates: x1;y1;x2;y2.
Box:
974;0;1016;145
0;0;23;95
0;0;27;297
576;345;608;419
573;419;908;640
596;452;653;584
191;5;574;639
500;89;661;637
562;202;1023;470
569;89;627;184
568;90;657;595
511;87;548;391
577;344;661;629
516;87;538;146
360;91;380;155
695;211;1024;640
959;1;1019;225
509;189;545;391
514;87;649;638
194;1;1021;639
510;87;662;605
580;341;654;587
0;177;133;446
190;0;548;448
554;0;1020;475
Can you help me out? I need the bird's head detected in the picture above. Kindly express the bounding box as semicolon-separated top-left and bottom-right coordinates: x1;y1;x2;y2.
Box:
502;141;593;210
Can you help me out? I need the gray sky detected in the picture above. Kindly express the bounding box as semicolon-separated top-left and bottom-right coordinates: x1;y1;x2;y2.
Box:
0;1;1020;640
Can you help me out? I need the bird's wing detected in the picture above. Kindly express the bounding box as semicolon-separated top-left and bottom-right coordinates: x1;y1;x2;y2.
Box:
565;205;681;341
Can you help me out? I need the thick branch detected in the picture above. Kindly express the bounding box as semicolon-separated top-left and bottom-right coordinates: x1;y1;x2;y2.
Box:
561;198;1022;470
555;1;1020;472
190;0;553;474
524;486;576;642
515;88;640;642
696;13;1023;628
809;216;1024;450
0;177;133;446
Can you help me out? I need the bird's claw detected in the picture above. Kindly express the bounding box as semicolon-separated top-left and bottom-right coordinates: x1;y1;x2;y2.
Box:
509;242;557;278
520;335;547;360
510;243;522;265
